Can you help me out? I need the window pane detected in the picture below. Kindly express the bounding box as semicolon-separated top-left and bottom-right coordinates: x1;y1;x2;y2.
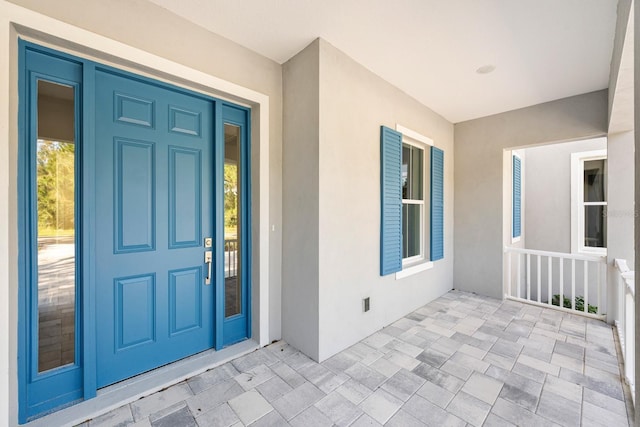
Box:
410;146;423;200
402;204;421;258
37;80;76;372
584;159;606;202
224;124;241;318
584;205;606;248
402;144;424;201
402;145;410;199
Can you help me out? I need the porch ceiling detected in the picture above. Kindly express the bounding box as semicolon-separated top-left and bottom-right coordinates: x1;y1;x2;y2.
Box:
147;0;617;123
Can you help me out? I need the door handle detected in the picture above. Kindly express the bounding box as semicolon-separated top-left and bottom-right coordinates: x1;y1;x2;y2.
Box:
204;251;212;285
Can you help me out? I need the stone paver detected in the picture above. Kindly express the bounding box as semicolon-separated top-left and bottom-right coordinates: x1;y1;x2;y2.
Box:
77;291;633;426
227;390;272;425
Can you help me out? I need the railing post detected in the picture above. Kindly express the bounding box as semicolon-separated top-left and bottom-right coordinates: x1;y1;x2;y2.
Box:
559;258;564;310
507;251;512;298
527;254;531;301
537;255;541;303
620;272;626;356
584;261;588;313
625;290;634;389
596;262;601;316
571;259;576;310
517;253;521;299
547;256;552;306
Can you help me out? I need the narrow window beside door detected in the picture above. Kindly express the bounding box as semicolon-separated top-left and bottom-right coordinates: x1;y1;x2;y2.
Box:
36;80;77;372
224;124;242;317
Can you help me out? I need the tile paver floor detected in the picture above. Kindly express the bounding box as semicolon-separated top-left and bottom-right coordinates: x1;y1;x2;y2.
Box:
80;290;634;427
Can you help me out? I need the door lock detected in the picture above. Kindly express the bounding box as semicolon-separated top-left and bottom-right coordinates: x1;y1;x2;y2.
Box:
204;237;213;248
204;251;213;285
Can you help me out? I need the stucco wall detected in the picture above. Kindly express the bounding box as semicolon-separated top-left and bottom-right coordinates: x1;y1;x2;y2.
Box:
608;131;635;270
454;91;608;299
315;40;455;361
609;0;632;123
282;40;320;359
0;1;283;424
524;138;607;253
607;131;635;323
281;38;456;362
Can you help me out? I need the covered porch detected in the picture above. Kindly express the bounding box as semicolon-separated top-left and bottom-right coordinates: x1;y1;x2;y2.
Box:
63;290;633;427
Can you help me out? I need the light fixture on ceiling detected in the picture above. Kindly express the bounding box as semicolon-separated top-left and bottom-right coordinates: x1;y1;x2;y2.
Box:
476;64;496;75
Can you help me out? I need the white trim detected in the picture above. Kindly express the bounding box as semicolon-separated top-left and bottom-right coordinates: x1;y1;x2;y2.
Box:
400;133;427;264
395;124;434;146
0;2;272;424
504;245;606;263
395;261;434;279
570;149;607;255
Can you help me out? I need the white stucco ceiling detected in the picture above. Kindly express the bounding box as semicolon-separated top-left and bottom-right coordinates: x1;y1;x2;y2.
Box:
149;0;618;123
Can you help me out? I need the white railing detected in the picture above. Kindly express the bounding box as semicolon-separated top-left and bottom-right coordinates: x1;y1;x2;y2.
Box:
504;247;606;320
225;238;238;278
614;258;635;404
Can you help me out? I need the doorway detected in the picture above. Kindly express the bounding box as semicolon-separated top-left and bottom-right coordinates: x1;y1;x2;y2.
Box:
18;42;251;422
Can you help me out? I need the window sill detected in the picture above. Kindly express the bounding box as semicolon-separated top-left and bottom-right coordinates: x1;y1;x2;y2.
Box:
512;236;521;244
396;261;434;279
576;248;607;257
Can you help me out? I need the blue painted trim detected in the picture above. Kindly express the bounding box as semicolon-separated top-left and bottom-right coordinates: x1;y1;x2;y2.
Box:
380;126;403;276
18;41;85;423
82;61;97;400
17;38;29;425
213;101;224;351
512;155;522;238
430;147;444;261
220;103;252;347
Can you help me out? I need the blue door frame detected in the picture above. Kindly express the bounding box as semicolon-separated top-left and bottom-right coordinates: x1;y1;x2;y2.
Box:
219;105;252;348
17;41;252;423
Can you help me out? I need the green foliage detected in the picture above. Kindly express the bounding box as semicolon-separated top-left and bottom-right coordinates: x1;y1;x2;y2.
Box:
551;294;598;314
37;140;75;236
224;163;238;229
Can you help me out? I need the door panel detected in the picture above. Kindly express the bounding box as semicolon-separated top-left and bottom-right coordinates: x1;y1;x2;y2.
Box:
169;146;202;248
114;138;155;252
95;70;214;388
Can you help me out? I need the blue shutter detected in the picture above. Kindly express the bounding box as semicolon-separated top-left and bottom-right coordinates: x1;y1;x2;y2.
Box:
430;147;444;261
380;126;402;275
512;155;521;238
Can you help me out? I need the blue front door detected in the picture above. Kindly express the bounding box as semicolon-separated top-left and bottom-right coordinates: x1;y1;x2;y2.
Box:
94;70;215;387
20;43;252;421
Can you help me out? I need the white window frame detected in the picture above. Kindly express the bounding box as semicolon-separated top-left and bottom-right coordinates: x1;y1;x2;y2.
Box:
570;149;607;255
395;125;434;279
511;153;522;244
